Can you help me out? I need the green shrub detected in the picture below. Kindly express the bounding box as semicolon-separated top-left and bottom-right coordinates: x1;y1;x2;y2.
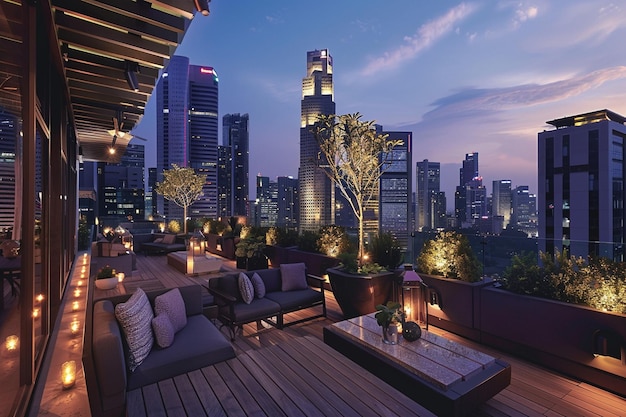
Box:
298;230;320;253
317;225;350;257
416;231;481;282
167;219;181;234
369;232;403;270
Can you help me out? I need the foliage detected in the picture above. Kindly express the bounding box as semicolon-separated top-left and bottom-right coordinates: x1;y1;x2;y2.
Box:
297;230;321;253
240;225;252;240
96;265;116;279
266;227;279;246
416;231;481;282
502;250;626;314
155;164;205;234
312;113;403;258
369;232;403;270
235;236;266;259
336;252;385;275
374;301;404;327
77;216;91;250
167;219;181;234
317;225;350;258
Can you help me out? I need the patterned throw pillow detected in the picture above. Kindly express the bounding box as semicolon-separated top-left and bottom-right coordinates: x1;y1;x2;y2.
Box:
152;313;175;348
250;272;266;298
154;288;187;333
162;234;176;244
280;263;308;291
238;272;254;304
115;288;154;372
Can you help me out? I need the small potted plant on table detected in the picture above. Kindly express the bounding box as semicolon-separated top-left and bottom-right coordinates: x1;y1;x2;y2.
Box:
95;265;118;290
375;301;404;344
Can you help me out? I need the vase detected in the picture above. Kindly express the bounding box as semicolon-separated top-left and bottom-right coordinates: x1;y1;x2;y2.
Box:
382;323;400;345
95;277;118;290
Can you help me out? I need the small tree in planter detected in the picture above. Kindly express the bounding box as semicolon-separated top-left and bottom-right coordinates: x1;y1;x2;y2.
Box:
155;164;205;235
312;113;402;259
416;231;481;282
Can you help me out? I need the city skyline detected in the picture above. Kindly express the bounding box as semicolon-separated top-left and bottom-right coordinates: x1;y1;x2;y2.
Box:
132;1;626;207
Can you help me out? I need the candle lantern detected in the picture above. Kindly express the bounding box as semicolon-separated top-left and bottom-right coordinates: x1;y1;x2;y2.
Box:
187;229;205;274
401;265;429;329
61;361;76;389
117;272;125;282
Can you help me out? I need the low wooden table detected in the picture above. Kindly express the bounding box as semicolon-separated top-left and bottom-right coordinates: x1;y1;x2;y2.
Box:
323;314;511;417
167;251;223;275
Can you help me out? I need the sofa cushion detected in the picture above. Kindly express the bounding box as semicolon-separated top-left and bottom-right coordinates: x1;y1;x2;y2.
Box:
115;288;154;372
162;234;176;244
254;269;282;293
265;288;324;311
154;288;187;333
238;273;254;304
280;263;308;291
152;313;175;348
127;315;235;390
250;272;266;298
228;298;281;323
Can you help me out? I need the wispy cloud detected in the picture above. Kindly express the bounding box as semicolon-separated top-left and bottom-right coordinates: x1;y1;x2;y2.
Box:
424;66;626;120
360;3;477;76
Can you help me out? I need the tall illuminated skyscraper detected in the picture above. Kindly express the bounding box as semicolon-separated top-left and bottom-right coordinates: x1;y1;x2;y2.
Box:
156;55;219;221
298;49;335;232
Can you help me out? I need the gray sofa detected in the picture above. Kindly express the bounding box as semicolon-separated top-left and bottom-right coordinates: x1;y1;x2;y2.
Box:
84;285;235;417
138;233;186;255
208;264;326;340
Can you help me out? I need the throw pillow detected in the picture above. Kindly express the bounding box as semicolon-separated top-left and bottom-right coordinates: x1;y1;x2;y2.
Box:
154;288;187;333
162;234;176;244
280;263;308;291
153;237;163;243
152;313;175;348
238;272;254;304
250;272;266;298
115;288;154;372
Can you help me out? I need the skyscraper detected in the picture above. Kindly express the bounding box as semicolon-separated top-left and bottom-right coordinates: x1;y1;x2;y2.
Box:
277;176;299;229
0;112;19;234
455;152;479;226
511;185;537;237
492;180;512;229
379;131;412;249
156;55;219;222
221;113;249;217
256;175;278;227
416;159;445;231
298;49;335;232
538;109;626;260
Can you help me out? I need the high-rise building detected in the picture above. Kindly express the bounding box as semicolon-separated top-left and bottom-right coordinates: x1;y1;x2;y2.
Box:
156;55;219;222
298;49;335;232
378;131;412;249
511;185;537;237
217;145;231;219
538;109;626;260
256;175;278;227
221;113;249;217
455;152;479;226
492;180;512;229
277;176;299;229
416;159;445;231
0;112;19;234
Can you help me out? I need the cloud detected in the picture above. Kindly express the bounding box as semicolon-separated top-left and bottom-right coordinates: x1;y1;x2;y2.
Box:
360;3;477;76
513;5;538;28
424;66;626;120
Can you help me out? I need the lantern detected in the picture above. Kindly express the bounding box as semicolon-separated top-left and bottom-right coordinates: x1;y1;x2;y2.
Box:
401;265;429;329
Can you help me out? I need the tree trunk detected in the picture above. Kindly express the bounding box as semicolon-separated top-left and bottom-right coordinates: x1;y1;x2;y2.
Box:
183;205;188;234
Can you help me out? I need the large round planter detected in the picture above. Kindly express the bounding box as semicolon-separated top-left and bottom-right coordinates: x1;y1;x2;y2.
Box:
326;267;396;319
95;277;118;290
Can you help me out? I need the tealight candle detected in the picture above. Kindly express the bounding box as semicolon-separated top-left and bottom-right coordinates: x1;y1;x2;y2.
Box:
32;308;40;318
74;288;81;297
5;335;18;352
61;361;76;389
81;266;86;273
117;272;125;283
77;280;83;287
72;301;79;312
70;319;80;336
36;294;44;303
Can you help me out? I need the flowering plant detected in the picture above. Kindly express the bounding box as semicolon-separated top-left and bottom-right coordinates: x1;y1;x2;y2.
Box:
96;265;116;279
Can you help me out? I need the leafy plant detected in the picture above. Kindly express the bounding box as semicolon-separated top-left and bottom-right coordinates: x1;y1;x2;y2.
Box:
416;231;481;282
297;230;320;253
96;265;116;279
374;301;404;327
336;252;384;275
155;164;205;234
317;225;350;258
369;232;403;270
167;219;181;234
235;236;266;259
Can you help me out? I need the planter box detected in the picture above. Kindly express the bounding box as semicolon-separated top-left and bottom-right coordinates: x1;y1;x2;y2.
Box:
266;246;340;276
327;267;396;319
205;234;237;259
480;287;626;397
419;274;492;341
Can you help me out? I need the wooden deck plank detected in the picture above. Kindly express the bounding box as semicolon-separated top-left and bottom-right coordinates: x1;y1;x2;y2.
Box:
186;369;227;417
214;360;268;417
199;365;245;415
141;383;167;417
157;378;187;417
126;388;148;417
172;374;209;417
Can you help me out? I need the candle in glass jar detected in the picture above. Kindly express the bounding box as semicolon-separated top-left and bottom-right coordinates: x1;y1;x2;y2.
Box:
5;335;18;352
61;361;76;389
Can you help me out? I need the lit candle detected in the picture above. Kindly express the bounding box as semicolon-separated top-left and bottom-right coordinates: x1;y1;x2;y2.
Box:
80;272;85;278
81;266;86;273
70;319;80;336
117;272;125;283
77;279;83;287
5;335;18;352
61;361;76;389
32;308;40;318
72;301;79;312
36;294;44;303
74;288;81;298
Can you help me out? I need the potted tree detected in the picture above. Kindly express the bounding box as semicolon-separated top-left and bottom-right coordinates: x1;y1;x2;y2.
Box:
235;236;268;270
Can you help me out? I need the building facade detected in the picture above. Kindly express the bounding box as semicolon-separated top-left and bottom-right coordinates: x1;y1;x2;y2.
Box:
455;152;479;226
416;159;446;231
492;179;512;229
298;49;335;232
538;109;626;260
511;185;538;237
277;176;299;229
221;113;249;217
156;56;219;222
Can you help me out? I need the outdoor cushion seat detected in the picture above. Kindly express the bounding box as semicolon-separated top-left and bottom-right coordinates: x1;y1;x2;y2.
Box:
265;289;324;311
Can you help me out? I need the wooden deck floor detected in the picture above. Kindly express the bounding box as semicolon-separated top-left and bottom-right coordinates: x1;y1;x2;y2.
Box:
122;254;626;417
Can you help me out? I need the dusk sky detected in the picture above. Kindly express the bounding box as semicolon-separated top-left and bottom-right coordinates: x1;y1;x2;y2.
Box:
133;1;626;209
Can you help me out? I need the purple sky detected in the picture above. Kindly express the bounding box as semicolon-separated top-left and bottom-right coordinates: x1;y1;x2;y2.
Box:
132;1;626;209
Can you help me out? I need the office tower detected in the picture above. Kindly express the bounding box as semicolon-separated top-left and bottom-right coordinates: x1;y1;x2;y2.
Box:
416;159;444;231
256;175;278;227
512;185;538;237
277;176;299;229
298;49;335;232
492;180;512;229
79;161;98;225
0;112;19;234
98;144;145;221
217;145;231;219
538;109;626;260
378;131;412;249
147;167;157;219
455;152;479;226
156;55;219;222
465;177;487;226
222;113;249;217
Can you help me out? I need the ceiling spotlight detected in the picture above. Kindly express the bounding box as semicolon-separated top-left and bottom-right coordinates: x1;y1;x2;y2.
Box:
108;147;116;155
194;0;210;16
125;61;140;92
